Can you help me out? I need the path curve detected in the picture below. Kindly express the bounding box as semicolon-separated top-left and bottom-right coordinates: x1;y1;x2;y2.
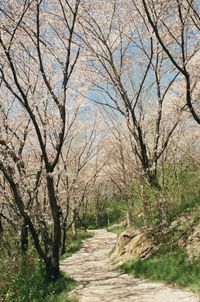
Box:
60;229;199;302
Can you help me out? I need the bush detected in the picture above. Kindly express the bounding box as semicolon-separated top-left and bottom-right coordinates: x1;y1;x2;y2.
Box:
0;251;76;302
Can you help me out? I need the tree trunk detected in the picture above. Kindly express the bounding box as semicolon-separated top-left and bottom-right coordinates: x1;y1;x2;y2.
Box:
20;220;28;254
46;175;61;280
107;211;110;227
0;216;3;239
147;168;160;190
46;257;60;281
158;197;168;228
61;219;67;255
1;163;61;280
77;215;87;232
147;169;168;227
96;213;100;227
71;219;77;238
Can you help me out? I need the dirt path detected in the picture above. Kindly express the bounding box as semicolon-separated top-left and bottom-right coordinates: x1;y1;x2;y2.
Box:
60;229;199;302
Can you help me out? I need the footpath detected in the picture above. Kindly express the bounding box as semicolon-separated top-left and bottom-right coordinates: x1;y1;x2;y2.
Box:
60;229;198;302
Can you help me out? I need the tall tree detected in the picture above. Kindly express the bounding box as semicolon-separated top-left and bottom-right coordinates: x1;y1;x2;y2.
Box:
80;1;184;188
78;1;187;225
141;0;200;124
0;0;80;279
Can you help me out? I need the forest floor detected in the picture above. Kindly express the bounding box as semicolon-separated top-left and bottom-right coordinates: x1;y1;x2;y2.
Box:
60;229;199;302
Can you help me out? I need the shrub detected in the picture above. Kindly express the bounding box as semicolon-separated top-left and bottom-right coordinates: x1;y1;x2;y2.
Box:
0;251;76;302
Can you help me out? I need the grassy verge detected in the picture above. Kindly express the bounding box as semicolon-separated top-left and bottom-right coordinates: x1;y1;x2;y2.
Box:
120;249;200;293
118;204;200;294
0;230;93;302
60;230;94;260
107;225;126;235
47;273;78;302
0;253;77;302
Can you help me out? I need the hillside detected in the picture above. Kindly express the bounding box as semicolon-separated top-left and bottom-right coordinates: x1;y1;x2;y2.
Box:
111;206;200;293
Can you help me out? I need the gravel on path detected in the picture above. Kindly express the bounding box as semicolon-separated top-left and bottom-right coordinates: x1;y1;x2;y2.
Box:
60;229;199;302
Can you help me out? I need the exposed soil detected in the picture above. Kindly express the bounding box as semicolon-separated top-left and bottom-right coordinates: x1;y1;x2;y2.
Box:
60;229;199;302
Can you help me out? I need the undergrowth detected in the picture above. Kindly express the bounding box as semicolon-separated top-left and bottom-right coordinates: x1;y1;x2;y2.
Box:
120;248;200;293
107;225;126;235
119;200;200;294
0;252;76;302
60;230;94;260
0;230;93;302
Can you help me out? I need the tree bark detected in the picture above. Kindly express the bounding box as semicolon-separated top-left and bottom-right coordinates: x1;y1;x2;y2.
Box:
0;216;3;239
45;257;60;281
61;218;67;255
46;174;61;280
71;218;77;239
20;220;28;254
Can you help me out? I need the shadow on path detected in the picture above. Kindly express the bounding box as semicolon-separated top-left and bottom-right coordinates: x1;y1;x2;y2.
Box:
60;229;198;302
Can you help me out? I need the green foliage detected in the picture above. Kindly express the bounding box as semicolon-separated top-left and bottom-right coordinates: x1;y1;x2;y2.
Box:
79;160;200;236
0;227;20;259
0;251;76;302
119;175;200;293
60;230;94;259
80;196;126;229
107;225;126;235
129;162;200;227
48;292;78;302
121;249;200;292
0;229;94;302
160;163;200;222
47;273;77;302
105;197;129;225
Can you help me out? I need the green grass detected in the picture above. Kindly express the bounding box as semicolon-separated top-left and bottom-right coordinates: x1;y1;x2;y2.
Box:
47;273;77;302
168;195;200;223
0;254;77;302
107;225;126;234
48;292;78;302
107;225;126;235
120;249;200;293
60;230;94;260
0;230;94;302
